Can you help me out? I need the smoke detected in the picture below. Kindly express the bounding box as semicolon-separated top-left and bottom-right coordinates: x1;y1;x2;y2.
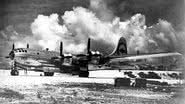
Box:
1;0;181;55
31;14;68;51
30;7;123;54
1;1;184;102
122;14;178;54
26;6;180;55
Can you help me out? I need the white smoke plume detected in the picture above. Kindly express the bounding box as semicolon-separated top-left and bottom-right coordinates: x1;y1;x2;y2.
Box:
29;7;179;54
121;14;178;54
0;1;178;55
30;7;122;54
31;14;68;51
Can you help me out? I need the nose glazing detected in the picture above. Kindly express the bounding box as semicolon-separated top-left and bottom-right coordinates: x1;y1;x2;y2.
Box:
9;51;15;60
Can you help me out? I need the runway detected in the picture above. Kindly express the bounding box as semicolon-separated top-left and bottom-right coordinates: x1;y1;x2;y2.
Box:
0;70;114;88
0;70;184;104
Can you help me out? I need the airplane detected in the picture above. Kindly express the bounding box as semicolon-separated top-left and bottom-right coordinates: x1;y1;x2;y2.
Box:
81;37;182;77
5;36;182;77
5;41;68;76
5;38;99;77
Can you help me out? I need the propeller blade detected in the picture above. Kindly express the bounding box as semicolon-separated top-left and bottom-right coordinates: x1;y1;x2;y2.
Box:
87;38;90;54
12;43;15;50
27;43;29;49
60;41;63;57
5;56;9;58
9;51;15;60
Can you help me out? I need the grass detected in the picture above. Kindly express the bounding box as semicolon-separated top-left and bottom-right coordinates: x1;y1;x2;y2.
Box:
41;82;184;104
0;81;183;104
0;88;24;99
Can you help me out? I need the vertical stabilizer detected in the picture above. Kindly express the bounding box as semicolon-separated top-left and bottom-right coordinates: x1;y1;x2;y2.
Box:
110;37;127;56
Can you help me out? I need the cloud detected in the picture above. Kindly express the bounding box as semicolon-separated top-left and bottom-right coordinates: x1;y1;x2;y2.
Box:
89;0;114;21
1;1;183;55
103;0;184;27
30;7;122;54
29;7;180;55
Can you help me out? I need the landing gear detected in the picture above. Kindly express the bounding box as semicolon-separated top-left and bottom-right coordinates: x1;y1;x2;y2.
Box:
44;72;54;76
10;60;19;76
10;69;19;76
79;71;89;77
72;66;80;75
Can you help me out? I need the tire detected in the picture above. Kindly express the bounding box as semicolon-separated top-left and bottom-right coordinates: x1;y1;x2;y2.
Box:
135;78;147;88
44;72;54;76
114;78;131;87
10;70;19;76
72;66;80;75
79;71;89;77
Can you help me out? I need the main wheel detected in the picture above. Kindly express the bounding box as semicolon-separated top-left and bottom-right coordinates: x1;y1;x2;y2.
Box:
72;66;80;75
79;71;89;77
10;70;19;76
44;72;54;76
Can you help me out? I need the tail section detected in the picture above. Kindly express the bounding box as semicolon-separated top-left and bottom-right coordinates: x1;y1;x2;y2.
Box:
110;37;127;56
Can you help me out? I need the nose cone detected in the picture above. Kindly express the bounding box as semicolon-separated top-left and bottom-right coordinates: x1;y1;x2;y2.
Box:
9;51;15;60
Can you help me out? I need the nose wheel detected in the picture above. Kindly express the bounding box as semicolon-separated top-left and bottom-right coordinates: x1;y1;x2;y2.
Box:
10;60;19;76
10;69;19;76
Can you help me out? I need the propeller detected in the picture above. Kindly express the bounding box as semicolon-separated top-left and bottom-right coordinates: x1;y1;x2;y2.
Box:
12;43;15;50
9;50;15;60
60;41;63;57
87;38;92;61
59;41;72;58
27;43;29;49
87;38;91;55
5;43;15;59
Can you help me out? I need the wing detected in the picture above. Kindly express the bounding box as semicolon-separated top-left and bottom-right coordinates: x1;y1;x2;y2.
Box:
110;52;182;62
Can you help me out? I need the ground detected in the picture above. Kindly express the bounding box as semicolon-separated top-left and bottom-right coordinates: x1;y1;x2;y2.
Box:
0;70;184;104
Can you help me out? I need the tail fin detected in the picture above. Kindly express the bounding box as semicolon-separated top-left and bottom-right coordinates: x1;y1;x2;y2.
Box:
110;37;127;56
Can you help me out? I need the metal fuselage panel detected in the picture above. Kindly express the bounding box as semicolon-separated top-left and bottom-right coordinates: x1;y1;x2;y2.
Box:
12;48;60;71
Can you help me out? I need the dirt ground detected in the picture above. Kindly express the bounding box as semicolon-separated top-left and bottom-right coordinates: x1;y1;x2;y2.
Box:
0;70;184;104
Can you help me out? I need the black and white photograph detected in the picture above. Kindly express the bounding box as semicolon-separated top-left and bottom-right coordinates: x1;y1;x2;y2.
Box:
0;0;185;104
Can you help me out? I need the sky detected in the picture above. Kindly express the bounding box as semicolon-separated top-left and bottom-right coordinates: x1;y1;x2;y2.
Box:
0;0;184;59
0;0;89;56
0;1;184;101
0;0;184;31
